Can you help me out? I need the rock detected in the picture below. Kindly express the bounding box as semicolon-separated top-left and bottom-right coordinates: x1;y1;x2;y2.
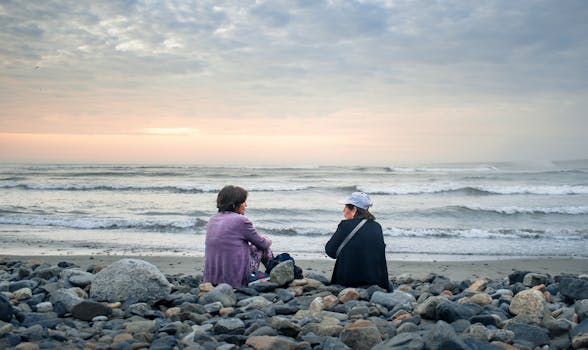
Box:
213;318;245;335
309;297;324;313
71;301;112;321
436;301;482;323
505;323;551;348
245;335;298;350
559;277;588;302
13;288;33;300
126;319;157;334
508;271;531;285
339;320;382;350
269;316;301;338
338;288;360;303
372;332;425;350
415;296;445;320
523;273;548;287
0;294;14;322
237;296;271;309
509;289;546;324
575;299;588;322
90;259;172;303
20;312;61;328
468;279;488;292
199;283;237;307
430;276;457;295
34;302;53;313
9;280;39;293
49;288;83;313
468;323;490;342
370;290;415;310
300;317;343;337
269;260;295;286
67;272;94;288
423;320;470;350
469;293;493;306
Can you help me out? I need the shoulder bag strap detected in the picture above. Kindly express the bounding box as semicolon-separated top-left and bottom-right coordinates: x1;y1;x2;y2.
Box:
336;219;367;257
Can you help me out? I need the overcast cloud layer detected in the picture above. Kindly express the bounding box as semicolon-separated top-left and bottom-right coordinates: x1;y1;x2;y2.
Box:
1;0;587;164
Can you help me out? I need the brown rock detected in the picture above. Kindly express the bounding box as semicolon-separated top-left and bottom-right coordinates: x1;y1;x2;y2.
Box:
113;332;133;344
470;293;493;306
509;289;546;324
468;279;488;292
440;290;453;297
219;307;234;316
572;334;588;349
15;343;40;350
338;288;360;303
323;295;338;309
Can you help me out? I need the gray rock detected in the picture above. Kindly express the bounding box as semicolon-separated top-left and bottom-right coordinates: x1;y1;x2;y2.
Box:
320;337;351;350
559;277;588;302
269;316;301;338
429;276;457;295
372;332;425;350
576;299;588;322
30;266;62;280
49;288;83;313
35;302;53;313
523;273;548;287
20;312;61;328
199;283;237;307
435;301;482;323
0;294;14;322
414;296;445;319
90;258;172;303
396;322;419;334
213;318;245;335
370;290;416;310
269;260;295;286
248;326;278;337
468;323;490;342
66;271;94;288
8;279;39;292
505;323;551;348
423;320;470;350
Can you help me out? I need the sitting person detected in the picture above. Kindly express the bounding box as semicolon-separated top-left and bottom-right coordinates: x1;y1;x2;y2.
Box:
325;192;389;290
204;185;273;287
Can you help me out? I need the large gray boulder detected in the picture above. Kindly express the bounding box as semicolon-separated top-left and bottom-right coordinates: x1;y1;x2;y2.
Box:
90;259;172;303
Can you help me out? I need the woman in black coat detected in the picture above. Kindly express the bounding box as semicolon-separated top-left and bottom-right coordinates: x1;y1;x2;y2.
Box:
325;192;389;290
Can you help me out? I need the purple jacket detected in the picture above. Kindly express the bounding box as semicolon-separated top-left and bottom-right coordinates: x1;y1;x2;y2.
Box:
204;212;271;287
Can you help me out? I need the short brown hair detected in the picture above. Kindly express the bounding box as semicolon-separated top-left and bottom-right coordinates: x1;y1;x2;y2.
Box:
217;185;248;213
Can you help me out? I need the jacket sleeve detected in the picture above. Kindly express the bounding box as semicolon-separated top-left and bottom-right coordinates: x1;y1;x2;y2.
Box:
241;216;271;250
325;221;346;258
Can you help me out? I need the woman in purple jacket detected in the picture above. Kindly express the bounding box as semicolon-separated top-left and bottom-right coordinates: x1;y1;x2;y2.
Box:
204;185;273;287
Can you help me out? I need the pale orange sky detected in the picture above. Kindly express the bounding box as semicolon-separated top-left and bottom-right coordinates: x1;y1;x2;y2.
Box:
1;2;587;165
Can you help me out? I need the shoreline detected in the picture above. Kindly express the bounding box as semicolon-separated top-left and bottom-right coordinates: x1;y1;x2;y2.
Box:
2;254;587;281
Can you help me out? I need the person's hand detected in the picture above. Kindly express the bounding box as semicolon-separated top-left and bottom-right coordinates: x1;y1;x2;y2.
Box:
260;233;272;245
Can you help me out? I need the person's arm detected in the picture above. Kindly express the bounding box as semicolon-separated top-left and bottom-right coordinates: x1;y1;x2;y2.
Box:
325;221;346;258
241;216;272;250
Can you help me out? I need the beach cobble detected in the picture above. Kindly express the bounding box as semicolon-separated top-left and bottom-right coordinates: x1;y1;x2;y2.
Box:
1;258;588;349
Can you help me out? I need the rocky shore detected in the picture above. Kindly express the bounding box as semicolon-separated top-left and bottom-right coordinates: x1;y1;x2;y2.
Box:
1;257;588;350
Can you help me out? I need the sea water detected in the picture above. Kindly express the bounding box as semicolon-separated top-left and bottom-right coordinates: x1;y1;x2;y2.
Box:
1;161;587;260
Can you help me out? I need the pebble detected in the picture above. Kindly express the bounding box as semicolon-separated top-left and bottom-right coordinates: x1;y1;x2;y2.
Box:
0;257;587;350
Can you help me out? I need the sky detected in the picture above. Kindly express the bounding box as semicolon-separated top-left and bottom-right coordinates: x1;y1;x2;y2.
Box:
1;0;587;166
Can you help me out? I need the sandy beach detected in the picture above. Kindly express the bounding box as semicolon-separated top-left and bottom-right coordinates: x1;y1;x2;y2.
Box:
2;254;586;281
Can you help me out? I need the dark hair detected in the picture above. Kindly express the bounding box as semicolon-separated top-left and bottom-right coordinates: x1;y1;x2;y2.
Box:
346;204;376;220
217;185;248;213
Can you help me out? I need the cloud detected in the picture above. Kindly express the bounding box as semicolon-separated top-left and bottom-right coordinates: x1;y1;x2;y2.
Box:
0;0;586;163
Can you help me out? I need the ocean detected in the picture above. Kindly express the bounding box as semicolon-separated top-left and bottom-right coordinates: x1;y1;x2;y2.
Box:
1;161;587;261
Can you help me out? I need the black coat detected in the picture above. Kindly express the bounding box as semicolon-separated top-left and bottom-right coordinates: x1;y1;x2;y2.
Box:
325;218;389;290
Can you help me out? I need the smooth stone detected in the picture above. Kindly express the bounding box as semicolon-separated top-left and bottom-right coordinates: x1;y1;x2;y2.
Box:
0;294;15;322
436;301;482;323
9;280;39;293
523;273;548;287
339;320;382;350
35;302;53;313
49;288;83;313
575;299;588;322
372;332;425;350
559;277;588;302
199;283;237;307
509;289;546;324
245;335;299;350
213;318;245;335
505;323;551;348
71;300;112;321
370;290;415;310
269;260;295;286
91;259;172;303
423;320;470;350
